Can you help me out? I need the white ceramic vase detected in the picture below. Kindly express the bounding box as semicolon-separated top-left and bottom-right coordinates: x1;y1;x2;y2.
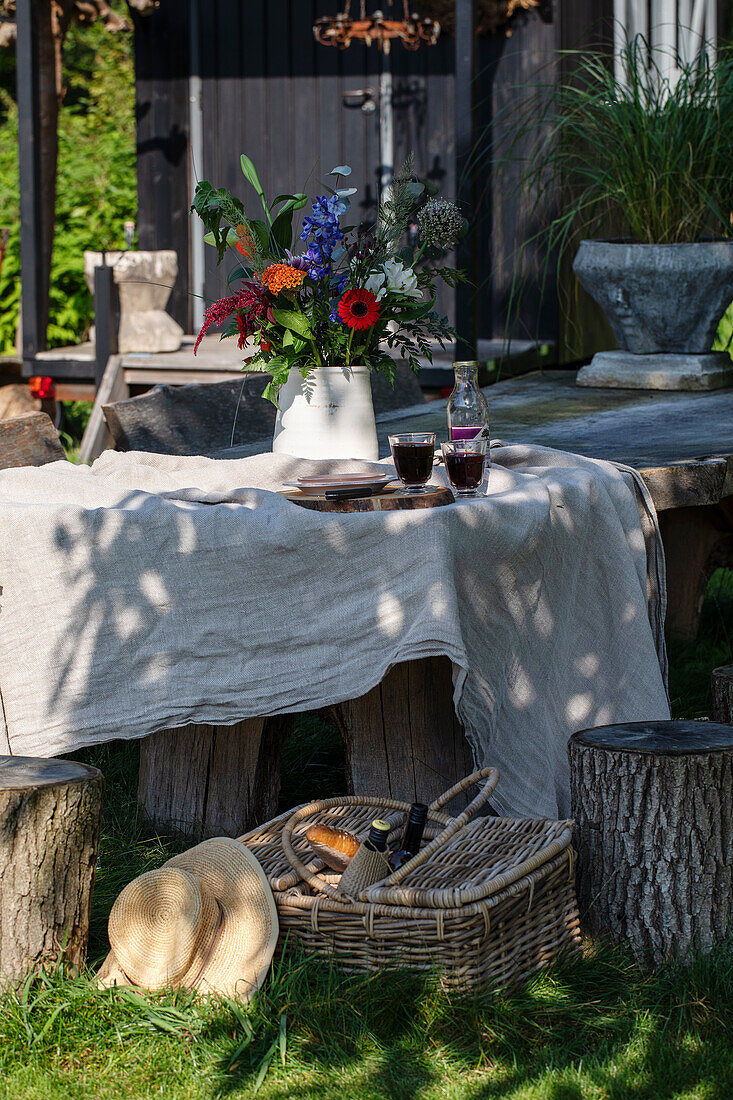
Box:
272;365;379;461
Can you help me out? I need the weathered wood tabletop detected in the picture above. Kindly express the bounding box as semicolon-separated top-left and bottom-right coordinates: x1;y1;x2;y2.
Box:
371;371;733;641
375;370;733;511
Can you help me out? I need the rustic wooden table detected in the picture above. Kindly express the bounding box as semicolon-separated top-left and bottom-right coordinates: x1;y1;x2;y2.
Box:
140;371;733;838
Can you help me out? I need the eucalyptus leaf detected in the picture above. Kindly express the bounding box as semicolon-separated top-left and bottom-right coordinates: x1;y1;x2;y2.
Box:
330;165;352;176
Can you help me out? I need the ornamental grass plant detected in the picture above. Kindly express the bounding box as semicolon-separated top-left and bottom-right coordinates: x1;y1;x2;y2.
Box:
494;36;733;294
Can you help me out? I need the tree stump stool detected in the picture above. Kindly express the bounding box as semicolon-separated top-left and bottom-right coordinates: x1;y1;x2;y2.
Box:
569;722;733;967
711;665;733;724
0;756;104;984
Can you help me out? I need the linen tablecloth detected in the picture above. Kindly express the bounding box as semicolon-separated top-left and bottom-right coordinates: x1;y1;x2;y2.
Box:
0;444;669;817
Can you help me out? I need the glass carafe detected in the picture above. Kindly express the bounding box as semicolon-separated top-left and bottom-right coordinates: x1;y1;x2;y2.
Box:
446;362;490;442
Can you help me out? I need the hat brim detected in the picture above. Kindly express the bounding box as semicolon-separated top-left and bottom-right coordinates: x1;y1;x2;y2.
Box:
98;838;279;1001
96;950;131;989
166;838;279;1000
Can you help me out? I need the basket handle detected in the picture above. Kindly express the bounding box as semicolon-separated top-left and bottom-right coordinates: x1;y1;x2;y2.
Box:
381;767;500;888
280;793;452;901
280;769;498;899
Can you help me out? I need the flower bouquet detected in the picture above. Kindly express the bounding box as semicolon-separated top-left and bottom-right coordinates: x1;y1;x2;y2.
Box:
192;155;465;459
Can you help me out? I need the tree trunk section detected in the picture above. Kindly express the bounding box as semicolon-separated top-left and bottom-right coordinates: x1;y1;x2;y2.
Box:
329;657;475;811
138;714;292;839
569;735;733;967
711;665;733;724
0;756;104;984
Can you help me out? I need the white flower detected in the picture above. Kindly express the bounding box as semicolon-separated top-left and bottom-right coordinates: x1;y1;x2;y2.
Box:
364;271;387;300
382;258;421;299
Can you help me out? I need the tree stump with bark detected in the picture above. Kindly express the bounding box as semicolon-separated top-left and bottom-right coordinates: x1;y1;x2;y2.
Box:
569;721;733;967
711;665;733;724
0;756;104;984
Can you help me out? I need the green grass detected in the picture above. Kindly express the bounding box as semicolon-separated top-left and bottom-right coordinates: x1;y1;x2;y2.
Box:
0;573;731;1100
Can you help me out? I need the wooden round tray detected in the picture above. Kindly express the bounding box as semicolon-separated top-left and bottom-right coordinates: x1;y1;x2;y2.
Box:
282;485;454;512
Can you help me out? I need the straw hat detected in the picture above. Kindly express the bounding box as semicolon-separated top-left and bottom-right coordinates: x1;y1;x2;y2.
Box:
98;837;279;1000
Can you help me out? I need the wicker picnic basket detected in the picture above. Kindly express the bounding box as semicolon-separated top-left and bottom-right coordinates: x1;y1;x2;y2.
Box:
240;768;581;992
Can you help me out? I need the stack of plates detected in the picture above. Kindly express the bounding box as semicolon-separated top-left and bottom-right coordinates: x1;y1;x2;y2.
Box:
283;473;395;496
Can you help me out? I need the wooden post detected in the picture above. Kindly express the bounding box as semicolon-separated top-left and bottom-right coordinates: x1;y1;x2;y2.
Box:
711;665;733;724
16;0;45;373
329;657;475;809
454;0;478;358
138;714;293;838
93;264;119;390
0;756;104;984
569;721;733;967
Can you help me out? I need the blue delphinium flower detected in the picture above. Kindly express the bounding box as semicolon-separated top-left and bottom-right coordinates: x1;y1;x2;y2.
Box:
300;195;345;281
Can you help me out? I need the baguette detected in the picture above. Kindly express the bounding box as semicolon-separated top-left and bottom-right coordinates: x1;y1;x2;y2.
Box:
305;824;361;872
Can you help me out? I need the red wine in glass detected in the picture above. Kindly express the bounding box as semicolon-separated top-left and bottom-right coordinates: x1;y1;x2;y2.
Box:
388;433;436;493
445;451;485;490
441;439;487;496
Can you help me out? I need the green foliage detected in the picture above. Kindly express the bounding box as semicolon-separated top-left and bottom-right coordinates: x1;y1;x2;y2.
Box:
0;12;136;352
499;37;733;251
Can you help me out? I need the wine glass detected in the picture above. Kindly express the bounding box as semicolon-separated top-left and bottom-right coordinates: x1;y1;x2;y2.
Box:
441;438;487;497
388;432;436;495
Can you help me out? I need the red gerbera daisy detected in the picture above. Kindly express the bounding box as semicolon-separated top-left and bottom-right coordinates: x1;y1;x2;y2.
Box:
337;288;380;330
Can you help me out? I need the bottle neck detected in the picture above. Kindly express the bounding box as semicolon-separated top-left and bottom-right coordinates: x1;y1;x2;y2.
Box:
400;803;428;855
454;363;480;387
368;820;390;852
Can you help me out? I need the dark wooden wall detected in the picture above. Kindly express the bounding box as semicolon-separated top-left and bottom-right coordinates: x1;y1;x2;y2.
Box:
134;6;191;331
134;1;612;347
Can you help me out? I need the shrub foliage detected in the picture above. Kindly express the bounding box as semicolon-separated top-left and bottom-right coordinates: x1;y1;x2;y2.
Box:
0;13;136;351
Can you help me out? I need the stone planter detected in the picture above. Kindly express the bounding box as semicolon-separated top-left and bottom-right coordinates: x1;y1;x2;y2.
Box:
84;250;184;354
272;365;379;460
572;240;733;390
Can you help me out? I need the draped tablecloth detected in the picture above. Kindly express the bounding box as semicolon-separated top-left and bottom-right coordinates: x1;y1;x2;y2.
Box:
0;443;669;818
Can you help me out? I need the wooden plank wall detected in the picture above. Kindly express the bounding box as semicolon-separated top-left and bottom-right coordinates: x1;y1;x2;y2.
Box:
135;0;611;347
134;6;192;331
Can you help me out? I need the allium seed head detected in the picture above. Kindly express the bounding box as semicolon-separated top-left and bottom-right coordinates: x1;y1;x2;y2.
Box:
417;199;464;249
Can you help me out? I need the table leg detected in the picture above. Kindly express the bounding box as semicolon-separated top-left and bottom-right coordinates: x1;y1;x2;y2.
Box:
329;656;474;808
659;499;733;642
138;713;292;839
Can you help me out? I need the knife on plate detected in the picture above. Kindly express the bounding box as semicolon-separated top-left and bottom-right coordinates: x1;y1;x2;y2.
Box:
324;486;375;501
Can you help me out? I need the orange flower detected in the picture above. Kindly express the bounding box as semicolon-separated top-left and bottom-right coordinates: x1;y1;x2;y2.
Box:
235;224;254;257
261;264;306;296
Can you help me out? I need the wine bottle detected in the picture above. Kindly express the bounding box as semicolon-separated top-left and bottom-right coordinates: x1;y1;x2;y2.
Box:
367;819;391;852
447;362;490;442
389;803;428;870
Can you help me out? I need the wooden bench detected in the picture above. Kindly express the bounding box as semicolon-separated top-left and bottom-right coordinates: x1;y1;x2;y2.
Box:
100;361;426;458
